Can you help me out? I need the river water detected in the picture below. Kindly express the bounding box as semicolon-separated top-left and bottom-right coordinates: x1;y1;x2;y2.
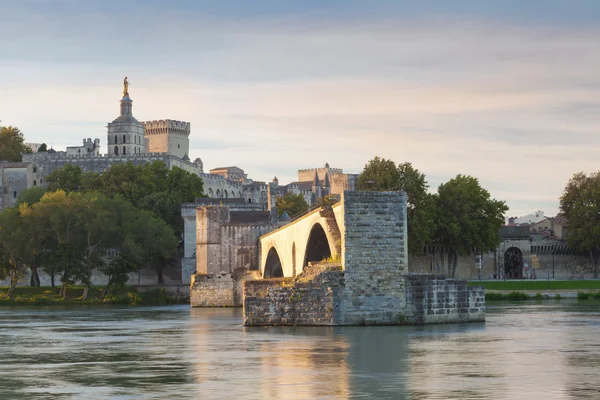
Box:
0;301;599;399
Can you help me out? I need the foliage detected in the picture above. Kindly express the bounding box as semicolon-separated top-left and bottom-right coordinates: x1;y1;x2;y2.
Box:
276;192;309;217
38;143;48;152
0;190;178;297
16;187;46;206
356;157;400;191
46;161;203;237
45;164;86;193
357;157;436;255
435;175;508;277
560;171;600;278
0;125;31;162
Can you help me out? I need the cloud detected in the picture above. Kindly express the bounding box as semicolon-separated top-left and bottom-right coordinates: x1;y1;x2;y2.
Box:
2;3;600;217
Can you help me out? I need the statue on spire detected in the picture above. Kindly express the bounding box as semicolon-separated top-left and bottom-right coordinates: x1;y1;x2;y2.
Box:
123;76;130;95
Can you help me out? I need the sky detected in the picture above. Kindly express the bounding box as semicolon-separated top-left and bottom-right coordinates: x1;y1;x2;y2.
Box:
2;0;600;217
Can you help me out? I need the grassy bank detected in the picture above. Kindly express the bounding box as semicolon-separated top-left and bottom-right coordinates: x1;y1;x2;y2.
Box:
0;286;189;306
469;280;600;291
485;291;600;301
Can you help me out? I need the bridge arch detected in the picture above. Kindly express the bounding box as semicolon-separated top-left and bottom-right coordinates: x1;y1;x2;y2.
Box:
303;223;332;267
264;247;284;278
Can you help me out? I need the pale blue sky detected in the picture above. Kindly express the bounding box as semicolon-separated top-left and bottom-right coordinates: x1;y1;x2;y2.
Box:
2;0;600;217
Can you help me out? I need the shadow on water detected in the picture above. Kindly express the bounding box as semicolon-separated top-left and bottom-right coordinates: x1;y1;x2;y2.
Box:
0;302;599;399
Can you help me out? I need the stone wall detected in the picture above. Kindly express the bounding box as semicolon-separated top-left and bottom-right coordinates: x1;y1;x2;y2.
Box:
340;191;407;325
404;274;485;324
243;265;344;326
190;273;235;307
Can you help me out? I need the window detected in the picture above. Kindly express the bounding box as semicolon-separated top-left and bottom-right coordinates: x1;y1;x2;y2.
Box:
123;146;126;154
33;167;37;173
33;180;37;186
123;134;126;143
13;191;17;198
40;179;43;184
114;146;119;155
114;135;117;144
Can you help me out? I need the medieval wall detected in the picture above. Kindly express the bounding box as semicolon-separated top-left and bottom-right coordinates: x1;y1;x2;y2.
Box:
190;273;235;307
404;274;485;324
243;266;344;326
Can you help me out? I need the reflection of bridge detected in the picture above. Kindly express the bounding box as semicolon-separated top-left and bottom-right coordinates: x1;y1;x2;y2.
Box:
259;205;343;278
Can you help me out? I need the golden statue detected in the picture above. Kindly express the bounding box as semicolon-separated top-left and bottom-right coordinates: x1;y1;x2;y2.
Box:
123;76;130;95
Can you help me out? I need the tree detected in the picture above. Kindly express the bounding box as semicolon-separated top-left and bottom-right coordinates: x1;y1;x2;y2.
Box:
38;143;48;152
276;192;309;217
0;125;31;161
560;172;600;278
434;175;508;277
0;208;29;295
45;164;86;192
17;187;46;206
357;157;400;191
357;157;436;255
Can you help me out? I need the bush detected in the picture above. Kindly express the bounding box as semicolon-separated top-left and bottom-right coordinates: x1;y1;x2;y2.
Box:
506;291;530;301
29;295;54;305
577;292;591;300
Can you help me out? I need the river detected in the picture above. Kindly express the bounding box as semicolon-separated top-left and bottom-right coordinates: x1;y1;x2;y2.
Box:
0;301;599;399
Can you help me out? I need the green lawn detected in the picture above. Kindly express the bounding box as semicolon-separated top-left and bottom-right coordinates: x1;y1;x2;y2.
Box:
468;280;600;291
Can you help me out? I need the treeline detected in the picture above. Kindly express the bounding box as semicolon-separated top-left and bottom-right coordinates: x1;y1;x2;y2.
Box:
0;161;204;298
357;157;508;277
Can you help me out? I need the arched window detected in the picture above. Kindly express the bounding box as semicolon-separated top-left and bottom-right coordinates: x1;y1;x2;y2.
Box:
114;135;117;144
114;146;119;155
216;189;221;198
224;190;229;198
208;188;213;197
123;134;126;143
123;146;126;154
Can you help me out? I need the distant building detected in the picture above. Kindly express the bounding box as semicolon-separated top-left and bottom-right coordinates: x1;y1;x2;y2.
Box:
142;119;191;159
510;211;546;225
66;138;100;157
210;166;248;183
0;162;41;209
24;143;42;153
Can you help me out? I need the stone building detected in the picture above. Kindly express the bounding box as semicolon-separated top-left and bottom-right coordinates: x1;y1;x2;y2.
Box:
209;166;247;183
142;119;190;159
0;161;40;210
66;138;100;157
189;198;292;306
18;78;248;207
181;198;266;283
276;163;359;208
107;81;146;156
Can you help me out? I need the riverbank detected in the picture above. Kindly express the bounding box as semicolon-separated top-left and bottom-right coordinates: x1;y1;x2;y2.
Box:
467;280;600;301
0;286;189;306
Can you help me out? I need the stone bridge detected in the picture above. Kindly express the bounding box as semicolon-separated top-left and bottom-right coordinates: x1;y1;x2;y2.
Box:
259;204;343;278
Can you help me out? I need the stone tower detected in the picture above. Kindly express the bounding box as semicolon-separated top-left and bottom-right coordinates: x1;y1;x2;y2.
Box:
107;77;145;156
142;119;191;159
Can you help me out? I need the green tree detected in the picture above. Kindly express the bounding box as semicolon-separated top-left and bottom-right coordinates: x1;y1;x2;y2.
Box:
0;208;28;295
45;164;86;192
559;171;600;278
357;157;436;255
434;175;508;277
17;186;46;206
38;143;48;152
276;192;309;217
0;125;31;161
356;157;400;191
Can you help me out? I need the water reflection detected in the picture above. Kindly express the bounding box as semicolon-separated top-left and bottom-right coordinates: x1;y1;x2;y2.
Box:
0;302;599;399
